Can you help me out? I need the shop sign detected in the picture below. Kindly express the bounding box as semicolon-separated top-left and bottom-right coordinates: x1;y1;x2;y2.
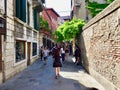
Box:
0;17;6;35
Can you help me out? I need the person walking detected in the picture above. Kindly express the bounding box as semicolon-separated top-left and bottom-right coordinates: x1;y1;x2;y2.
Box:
43;47;49;65
74;44;81;65
60;45;65;63
40;46;44;61
65;45;69;61
53;44;62;79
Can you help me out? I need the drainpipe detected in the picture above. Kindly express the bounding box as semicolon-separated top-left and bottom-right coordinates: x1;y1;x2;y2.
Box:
4;0;7;18
2;0;7;83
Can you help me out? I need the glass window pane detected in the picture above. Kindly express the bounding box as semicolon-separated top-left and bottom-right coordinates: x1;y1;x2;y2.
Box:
32;43;37;56
16;41;25;62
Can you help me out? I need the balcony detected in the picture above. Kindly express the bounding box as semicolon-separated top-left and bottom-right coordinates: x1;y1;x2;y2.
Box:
32;0;44;12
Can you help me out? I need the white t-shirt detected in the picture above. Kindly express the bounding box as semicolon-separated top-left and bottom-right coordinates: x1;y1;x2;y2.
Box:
43;50;49;57
60;48;65;54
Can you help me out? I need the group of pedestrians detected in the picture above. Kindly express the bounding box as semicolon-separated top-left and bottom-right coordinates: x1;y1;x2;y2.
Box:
40;46;49;65
39;44;99;90
39;43;81;79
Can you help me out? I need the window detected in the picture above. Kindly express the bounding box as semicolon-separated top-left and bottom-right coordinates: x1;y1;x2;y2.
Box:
32;43;37;56
16;0;26;22
16;41;25;62
34;9;38;30
33;9;40;30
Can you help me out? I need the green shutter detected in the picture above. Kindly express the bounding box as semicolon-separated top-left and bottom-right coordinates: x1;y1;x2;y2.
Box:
21;0;26;22
16;0;20;18
34;9;37;30
41;0;45;4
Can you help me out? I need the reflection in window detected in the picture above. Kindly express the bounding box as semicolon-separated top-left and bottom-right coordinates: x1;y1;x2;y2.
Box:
32;43;37;56
16;41;25;62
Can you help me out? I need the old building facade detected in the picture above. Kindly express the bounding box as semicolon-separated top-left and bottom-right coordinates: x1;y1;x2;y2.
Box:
39;8;60;48
0;0;43;84
71;0;108;22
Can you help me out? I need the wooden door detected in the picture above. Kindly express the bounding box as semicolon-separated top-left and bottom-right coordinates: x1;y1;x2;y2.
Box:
27;42;31;66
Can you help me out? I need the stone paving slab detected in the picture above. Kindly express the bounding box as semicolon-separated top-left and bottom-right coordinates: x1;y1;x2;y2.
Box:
0;56;105;90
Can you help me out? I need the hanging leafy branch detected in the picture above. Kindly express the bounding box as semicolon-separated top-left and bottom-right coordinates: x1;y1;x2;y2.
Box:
87;2;108;17
39;16;51;32
53;18;86;42
107;0;114;3
86;0;114;17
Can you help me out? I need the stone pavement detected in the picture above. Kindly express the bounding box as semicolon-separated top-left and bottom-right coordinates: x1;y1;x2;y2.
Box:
0;55;105;90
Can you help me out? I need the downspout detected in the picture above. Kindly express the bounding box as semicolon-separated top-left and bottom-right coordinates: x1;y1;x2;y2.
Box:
2;0;7;83
4;0;7;40
4;0;7;18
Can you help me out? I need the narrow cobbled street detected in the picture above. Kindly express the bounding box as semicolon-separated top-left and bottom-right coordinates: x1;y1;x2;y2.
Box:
0;55;104;90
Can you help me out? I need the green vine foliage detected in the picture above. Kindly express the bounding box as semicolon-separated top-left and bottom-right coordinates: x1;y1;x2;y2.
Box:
107;0;114;3
53;18;86;42
87;0;114;17
39;16;50;32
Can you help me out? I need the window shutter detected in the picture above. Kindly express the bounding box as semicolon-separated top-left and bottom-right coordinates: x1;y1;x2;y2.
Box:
16;0;20;18
41;0;45;4
34;9;37;30
21;0;26;22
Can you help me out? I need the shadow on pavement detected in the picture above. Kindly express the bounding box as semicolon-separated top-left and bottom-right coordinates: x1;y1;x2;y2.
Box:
0;55;100;90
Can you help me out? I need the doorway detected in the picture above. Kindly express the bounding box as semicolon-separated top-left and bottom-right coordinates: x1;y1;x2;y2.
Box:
27;42;31;66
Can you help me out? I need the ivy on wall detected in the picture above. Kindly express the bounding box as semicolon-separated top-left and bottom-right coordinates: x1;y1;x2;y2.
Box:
39;16;51;32
86;0;114;17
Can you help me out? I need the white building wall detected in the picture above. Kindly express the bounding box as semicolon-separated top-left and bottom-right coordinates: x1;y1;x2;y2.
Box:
2;0;40;82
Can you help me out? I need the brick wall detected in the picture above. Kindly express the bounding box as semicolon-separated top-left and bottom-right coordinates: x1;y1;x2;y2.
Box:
80;0;120;90
42;9;59;31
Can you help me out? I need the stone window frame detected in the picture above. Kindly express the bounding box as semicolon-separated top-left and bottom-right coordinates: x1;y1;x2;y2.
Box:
32;42;37;56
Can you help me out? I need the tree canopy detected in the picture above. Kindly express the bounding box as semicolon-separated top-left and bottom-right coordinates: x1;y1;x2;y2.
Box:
53;18;86;42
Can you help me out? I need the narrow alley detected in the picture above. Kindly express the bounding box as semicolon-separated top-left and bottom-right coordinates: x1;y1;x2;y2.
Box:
0;55;104;90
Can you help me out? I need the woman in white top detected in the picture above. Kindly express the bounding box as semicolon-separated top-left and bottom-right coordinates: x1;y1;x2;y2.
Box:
60;46;65;62
43;47;49;65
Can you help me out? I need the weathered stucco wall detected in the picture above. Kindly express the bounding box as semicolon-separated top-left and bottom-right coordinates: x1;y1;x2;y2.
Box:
80;0;120;90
